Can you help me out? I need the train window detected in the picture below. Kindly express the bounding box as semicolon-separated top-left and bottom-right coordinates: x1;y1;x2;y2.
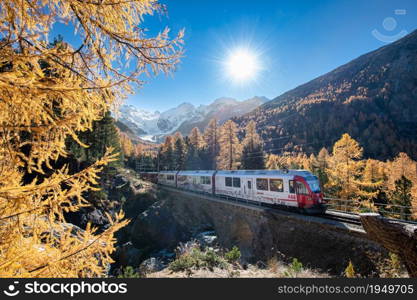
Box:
193;177;198;184
178;175;187;182
167;175;175;181
248;181;252;189
269;179;284;192
256;178;268;191
296;182;308;195
225;177;232;187
289;180;295;193
233;177;241;188
200;176;211;185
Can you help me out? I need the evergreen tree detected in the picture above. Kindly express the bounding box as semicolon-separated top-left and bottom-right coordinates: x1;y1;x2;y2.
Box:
204;119;220;169
310;148;330;187
185;144;203;170
389;176;413;220
159;136;175;170
241;121;265;169
217;120;242;170
66;111;123;169
173;132;187;170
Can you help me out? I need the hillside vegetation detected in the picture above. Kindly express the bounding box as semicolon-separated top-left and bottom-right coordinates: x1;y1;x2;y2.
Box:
236;30;417;160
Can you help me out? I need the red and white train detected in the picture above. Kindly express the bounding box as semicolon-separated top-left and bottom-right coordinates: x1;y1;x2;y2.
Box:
143;169;326;214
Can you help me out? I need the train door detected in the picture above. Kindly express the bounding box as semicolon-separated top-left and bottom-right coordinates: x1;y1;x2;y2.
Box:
295;180;309;208
244;178;254;200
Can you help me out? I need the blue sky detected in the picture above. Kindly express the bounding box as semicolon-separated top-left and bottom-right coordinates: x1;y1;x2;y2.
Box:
54;0;417;111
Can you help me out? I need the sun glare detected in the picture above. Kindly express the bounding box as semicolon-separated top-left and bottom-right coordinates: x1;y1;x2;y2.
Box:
226;49;259;82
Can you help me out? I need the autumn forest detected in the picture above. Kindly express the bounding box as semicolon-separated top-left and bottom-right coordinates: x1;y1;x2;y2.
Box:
1;0;416;280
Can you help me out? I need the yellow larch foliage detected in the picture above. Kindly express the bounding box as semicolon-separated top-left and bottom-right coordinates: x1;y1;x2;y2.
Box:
217;120;242;170
0;0;182;277
189;127;206;149
326;134;363;200
119;131;135;157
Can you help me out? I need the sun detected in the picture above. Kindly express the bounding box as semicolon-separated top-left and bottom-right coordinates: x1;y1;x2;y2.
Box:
226;49;259;82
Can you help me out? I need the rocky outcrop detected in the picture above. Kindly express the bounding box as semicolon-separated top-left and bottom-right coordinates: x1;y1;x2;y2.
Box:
131;187;389;276
360;213;417;277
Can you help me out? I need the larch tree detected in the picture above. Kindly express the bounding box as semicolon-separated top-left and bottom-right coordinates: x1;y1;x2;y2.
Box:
217;120;242;170
357;159;384;200
159;136;175;170
241;120;265;169
119;131;135;158
204;119;220;170
387;153;417;218
388;153;417;199
189;127;205;149
326;134;363;200
0;0;182;277
266;154;287;170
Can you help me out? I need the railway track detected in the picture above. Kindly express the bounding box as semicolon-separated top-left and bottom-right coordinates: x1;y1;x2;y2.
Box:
159;185;417;228
323;210;362;226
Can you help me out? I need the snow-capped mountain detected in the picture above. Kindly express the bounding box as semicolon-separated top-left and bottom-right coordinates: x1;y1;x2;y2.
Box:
117;96;268;142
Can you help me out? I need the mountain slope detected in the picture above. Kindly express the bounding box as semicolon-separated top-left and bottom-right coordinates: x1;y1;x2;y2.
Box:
236;29;417;160
118;96;267;142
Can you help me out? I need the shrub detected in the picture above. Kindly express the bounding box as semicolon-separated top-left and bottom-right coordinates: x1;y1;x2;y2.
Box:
203;249;227;270
225;246;241;264
169;247;227;273
283;258;304;277
169;255;196;273
117;266;141;278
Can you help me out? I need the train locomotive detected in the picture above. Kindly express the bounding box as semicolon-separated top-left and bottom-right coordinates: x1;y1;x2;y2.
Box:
146;169;326;214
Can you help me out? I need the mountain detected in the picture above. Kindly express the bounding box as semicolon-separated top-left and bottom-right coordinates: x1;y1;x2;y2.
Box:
117;96;268;142
235;29;417;160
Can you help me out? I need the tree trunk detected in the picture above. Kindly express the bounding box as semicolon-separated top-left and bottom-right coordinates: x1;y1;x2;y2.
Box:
360;213;417;277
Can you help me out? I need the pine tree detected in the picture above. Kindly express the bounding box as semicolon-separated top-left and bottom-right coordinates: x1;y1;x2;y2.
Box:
0;0;182;277
241;121;265;169
217;120;242;170
389;176;413;220
67;111;123;167
185;145;203;170
173;132;187;170
310;148;330;187
159;136;175;170
204;119;220;170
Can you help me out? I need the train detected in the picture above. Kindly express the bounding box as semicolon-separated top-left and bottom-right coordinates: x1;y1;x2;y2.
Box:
140;169;327;214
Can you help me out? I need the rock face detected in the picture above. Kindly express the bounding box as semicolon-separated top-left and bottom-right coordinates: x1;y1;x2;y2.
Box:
360;213;417;277
131;187;388;276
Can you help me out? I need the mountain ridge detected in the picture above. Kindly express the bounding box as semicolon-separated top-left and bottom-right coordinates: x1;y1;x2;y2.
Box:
118;96;268;142
235;29;417;160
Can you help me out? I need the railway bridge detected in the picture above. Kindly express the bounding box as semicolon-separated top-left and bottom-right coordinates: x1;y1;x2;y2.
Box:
132;185;389;276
